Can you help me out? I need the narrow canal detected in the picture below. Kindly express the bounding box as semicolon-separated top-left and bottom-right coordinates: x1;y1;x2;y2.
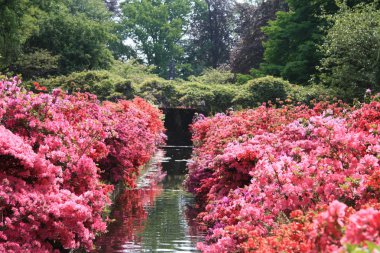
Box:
95;108;205;252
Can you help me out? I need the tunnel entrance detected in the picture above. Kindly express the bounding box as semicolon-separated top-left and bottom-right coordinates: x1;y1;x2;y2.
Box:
160;108;202;146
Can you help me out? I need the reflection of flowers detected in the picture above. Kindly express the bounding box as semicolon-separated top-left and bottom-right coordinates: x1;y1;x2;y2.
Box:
94;185;164;252
185;204;208;245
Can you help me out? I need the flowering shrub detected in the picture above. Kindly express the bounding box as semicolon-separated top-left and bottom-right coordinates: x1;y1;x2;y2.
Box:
0;77;164;252
100;98;165;186
187;100;380;252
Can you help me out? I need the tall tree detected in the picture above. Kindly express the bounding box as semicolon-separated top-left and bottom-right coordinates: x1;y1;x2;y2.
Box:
187;0;235;69
318;3;380;97
230;0;287;74
260;0;338;84
259;0;376;84
120;0;192;78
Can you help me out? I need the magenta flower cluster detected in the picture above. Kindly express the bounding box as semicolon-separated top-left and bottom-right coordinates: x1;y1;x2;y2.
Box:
0;77;165;252
186;101;380;252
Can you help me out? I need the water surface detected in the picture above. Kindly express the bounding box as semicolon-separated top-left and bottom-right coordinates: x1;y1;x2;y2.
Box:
95;147;205;252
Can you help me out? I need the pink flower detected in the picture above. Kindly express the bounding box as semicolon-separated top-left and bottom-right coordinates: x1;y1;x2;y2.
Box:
343;208;380;245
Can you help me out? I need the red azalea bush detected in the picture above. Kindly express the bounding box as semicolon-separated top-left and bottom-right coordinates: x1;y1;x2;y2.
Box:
186;100;380;252
0;77;164;252
100;98;165;186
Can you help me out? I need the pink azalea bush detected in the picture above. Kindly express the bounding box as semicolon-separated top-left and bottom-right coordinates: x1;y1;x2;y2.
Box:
186;99;380;252
0;77;164;252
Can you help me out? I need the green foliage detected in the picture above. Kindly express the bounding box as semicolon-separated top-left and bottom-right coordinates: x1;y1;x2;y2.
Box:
230;0;287;74
110;60;159;84
12;49;59;79
235;68;268;85
177;82;215;110
138;78;179;107
318;4;380;98
345;241;380;253
0;0;47;67
208;85;238;112
33;63;340;114
186;0;235;69
188;68;235;84
261;0;338;84
289;83;340;103
136;72;238;113
234;75;339;107
37;70;134;101
26;0;115;74
120;0;192;78
108;23;137;61
249;68;266;78
182;0;210;74
236;76;291;106
134;68;239;112
236;74;253;85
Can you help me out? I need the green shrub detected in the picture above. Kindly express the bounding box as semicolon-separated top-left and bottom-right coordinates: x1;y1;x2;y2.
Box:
188;68;235;84
176;82;215;111
234;76;291;106
234;76;340;108
318;4;380;98
249;68;266;79
209;85;238;112
110;60;158;84
13;49;60;79
236;74;253;85
36;70;134;101
138;78;178;107
288;84;341;104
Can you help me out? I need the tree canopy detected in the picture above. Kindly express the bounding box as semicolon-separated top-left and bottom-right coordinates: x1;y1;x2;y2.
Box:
120;0;192;78
318;3;380;97
26;0;114;74
260;0;338;84
1;0;379;99
230;0;287;74
0;0;46;67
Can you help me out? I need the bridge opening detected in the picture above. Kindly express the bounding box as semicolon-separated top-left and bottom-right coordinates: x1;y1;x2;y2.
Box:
161;108;203;146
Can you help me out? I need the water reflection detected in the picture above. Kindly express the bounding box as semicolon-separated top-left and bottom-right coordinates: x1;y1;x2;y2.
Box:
94;147;205;252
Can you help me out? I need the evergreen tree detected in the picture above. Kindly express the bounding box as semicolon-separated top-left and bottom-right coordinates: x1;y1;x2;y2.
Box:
0;0;49;68
260;0;338;84
187;0;235;70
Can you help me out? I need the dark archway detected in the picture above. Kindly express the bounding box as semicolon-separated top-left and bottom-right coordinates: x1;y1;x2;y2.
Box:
160;108;204;146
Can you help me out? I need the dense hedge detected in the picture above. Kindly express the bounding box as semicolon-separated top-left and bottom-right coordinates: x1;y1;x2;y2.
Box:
33;70;135;101
137;78;179;108
35;66;339;113
234;76;340;107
